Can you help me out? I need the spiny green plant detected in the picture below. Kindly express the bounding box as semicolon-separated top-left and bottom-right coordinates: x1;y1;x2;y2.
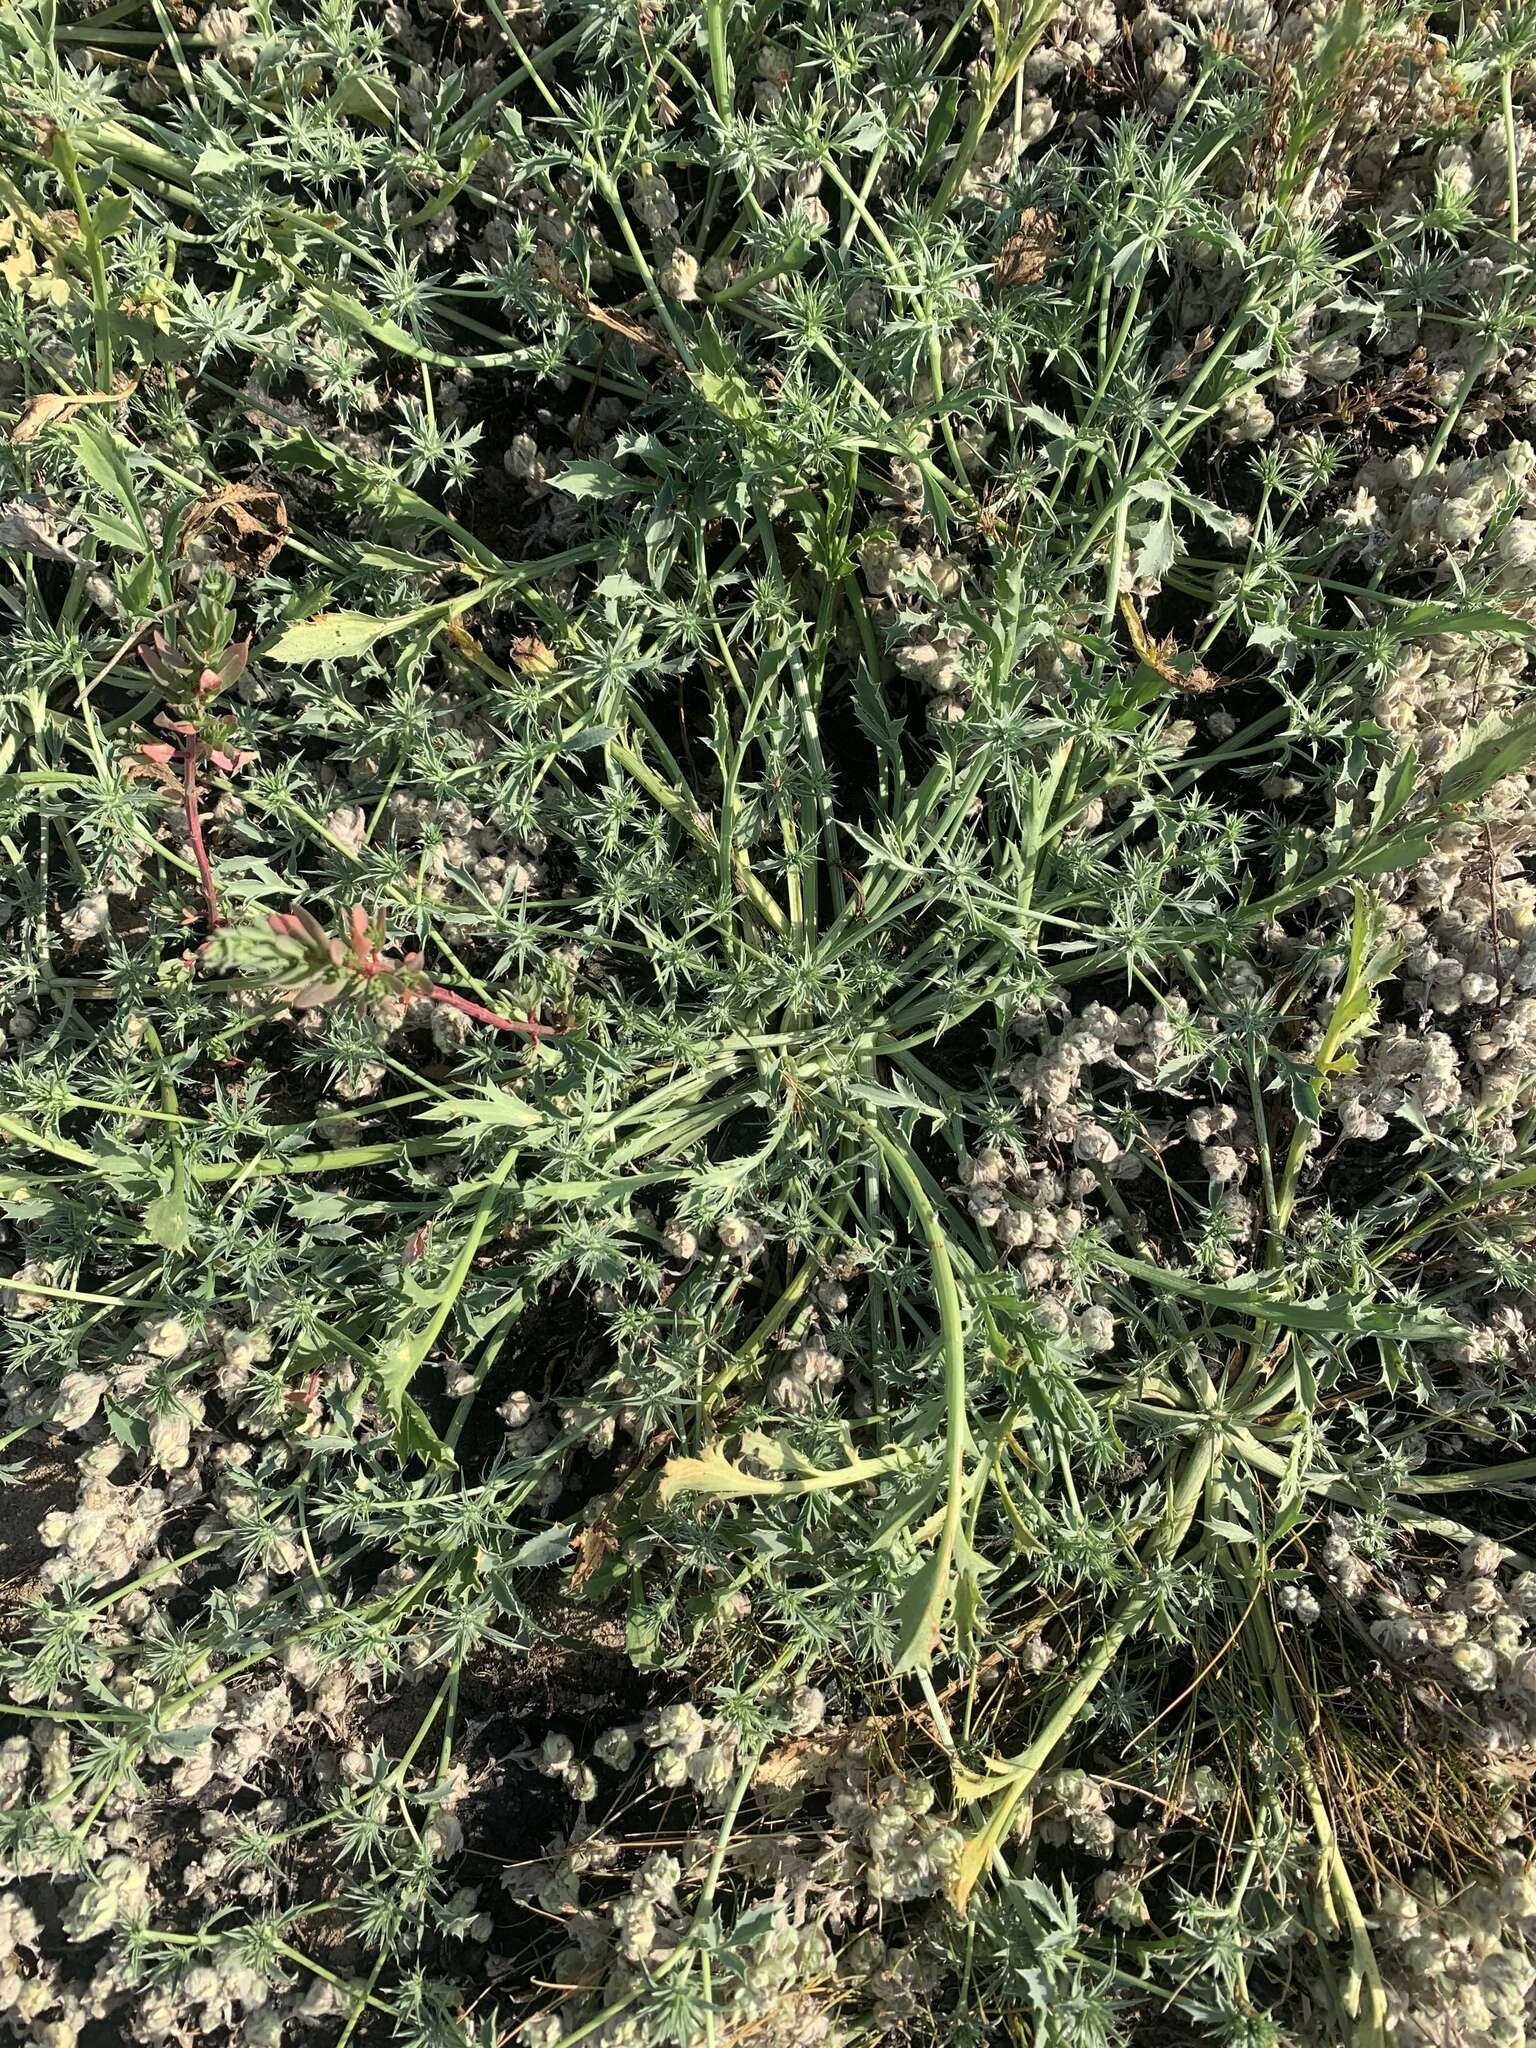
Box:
3;2;1536;2045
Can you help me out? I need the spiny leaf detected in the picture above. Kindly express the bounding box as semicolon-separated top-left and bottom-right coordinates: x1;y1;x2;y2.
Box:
392;1392;453;1467
418;1088;545;1136
891;1546;949;1674
1131;504;1179;583
549;459;645;501
1438;705;1536;808
141;1181;191;1253
1099;1251;1453;1339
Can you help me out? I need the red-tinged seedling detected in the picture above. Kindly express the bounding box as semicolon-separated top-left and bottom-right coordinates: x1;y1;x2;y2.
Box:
128;582;256;929
8;10;1536;2046
204;903;562;1039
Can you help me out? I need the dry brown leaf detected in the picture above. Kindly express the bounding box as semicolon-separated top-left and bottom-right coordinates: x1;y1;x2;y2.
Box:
1165;324;1216;383
179;481;289;576
751;1731;845;1795
9;392;85;444
1175;661;1229;695
1119;593;1229;694
0;499;81;563
9;381;137;445
569;1514;618;1592
582;297;681;364
531;244;684;369
510;634;557;677
569;1426;673;1588
993;208;1059;289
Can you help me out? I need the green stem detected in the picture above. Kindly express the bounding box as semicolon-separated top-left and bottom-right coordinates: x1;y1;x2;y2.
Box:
705;0;733;116
952;1432;1217;1908
50;132;114;385
866;1114;970;1670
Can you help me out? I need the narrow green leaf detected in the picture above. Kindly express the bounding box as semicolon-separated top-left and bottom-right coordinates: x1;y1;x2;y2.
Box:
1100;1250;1452;1339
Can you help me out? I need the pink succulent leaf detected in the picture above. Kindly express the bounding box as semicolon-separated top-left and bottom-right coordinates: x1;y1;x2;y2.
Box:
140;634;175;685
289;975;350;1010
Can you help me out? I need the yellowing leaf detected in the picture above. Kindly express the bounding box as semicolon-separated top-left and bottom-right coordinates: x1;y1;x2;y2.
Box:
265;605;438;664
949;1756;1020;1803
947;1831;997;1916
141;1183;191;1252
1;239;38;288
947;1783;1032;1915
1118;594;1227;694
656;1443;781;1506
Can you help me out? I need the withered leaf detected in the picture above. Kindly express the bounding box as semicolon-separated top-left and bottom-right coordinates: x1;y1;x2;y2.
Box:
570;1514;619;1592
9;382;133;445
1119;593;1230;694
179;481;289;577
510;634;557;676
752;1731;845;1796
0;499;81;563
993;208;1059;289
9;392;85;444
532;245;683;368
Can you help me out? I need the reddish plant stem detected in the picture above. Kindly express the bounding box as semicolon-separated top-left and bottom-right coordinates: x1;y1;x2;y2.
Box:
182;739;221;930
427;983;562;1039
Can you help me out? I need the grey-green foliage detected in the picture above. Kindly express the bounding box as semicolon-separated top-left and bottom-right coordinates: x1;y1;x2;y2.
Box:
3;0;1536;2044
